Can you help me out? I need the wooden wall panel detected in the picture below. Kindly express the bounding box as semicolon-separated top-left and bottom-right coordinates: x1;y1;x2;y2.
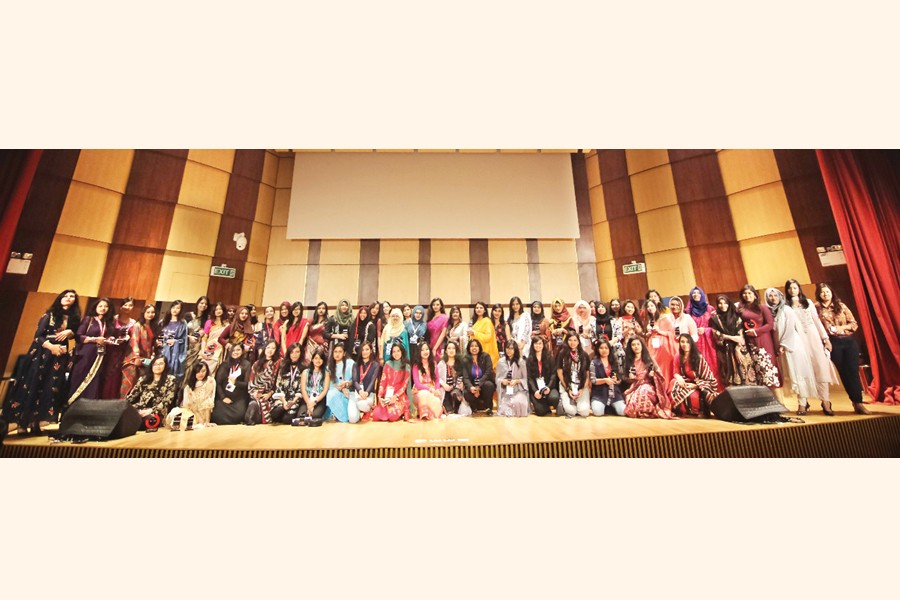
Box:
207;260;244;305
213;214;254;262
526;239;542;301
38;235;108;297
124;150;188;203
597;150;628;182
112;196;178;250
232;150;266;180
679;197;740;246
601;178;635;221
668;149;715;162
469;239;490;303
357;240;380;303
571;153;600;300
608;215;643;258
670;152;727;203
101;247;165;301
689;243;747;295
418;239;431;302
614;257;649;301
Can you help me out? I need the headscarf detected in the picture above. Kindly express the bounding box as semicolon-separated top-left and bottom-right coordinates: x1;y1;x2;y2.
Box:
595;301;611;327
550;297;571;328
572;300;592;329
530;301;545;334
380;308;406;343
406;305;427;338
765;288;786;320
235;305;255;334
688;286;709;318
713;294;740;333
335;299;354;327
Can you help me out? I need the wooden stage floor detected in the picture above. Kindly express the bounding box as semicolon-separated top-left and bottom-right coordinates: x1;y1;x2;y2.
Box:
4;390;900;457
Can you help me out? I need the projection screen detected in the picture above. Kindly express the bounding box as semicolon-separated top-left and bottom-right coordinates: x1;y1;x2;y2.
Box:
287;152;579;239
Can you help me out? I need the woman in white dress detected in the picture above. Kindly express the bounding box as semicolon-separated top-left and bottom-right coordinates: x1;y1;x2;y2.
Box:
766;288;821;415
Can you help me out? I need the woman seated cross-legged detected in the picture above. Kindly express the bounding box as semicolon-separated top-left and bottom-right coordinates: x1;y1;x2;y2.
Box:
496;339;530;417
371;342;412;422
557;332;591;418
462;339;496;415
589;337;626;416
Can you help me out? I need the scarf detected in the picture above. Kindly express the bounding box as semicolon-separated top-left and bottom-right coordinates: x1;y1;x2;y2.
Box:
407;305;426;338
572;300;592;329
713;294;740;333
550;297;571;328
531;301;545;333
688;286;709;318
381;308;406;343
335;299;354;327
766;288;786;320
595;302;611;327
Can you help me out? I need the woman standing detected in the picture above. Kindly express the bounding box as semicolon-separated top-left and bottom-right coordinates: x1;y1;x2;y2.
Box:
372;343;412;422
671;334;718;417
325;343;356;423
4;289;79;434
526;336;559;416
274;301;292;349
529;300;551;349
201;301;229;376
572;300;597;360
490;303;509;359
507;296;532;358
737;285;781;390
645;289;669;316
121;304;158;398
446;305;468;354
159;300;188;380
218;305;257;363
304;302;330;366
462;339;496;415
255;305;278;355
168;361;216;430
641;299;677;398
405;305;428;361
590;338;625;417
766;288;822;415
687;287;720;391
326;299;354;353
496;340;529;417
786;279;834;414
97;297;136;399
707;295;756;387
665;297;698;342
69;297;119;403
557;332;591;418
350;304;377;362
350;341;380;423
211;344;251;425
548;297;575;360
615;300;643;367
468;301;499;369
608;298;622;320
245;339;281;425
183;295;210;379
439;340;467;415
411;341;444;420
426;297;449;358
594;302;616;342
126;355;177;428
379;308;410;364
281;302;309;358
269;343;306;424
622;337;675;419
815;283;869;414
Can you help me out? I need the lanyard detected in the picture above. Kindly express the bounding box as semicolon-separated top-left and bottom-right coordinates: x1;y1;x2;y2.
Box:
95;317;106;339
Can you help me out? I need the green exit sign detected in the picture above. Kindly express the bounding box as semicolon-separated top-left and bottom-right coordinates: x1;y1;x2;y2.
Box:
622;262;646;275
211;265;236;278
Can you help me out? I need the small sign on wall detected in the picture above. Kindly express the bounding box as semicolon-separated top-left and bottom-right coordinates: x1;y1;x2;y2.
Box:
6;252;32;275
817;245;846;267
211;264;236;279
622;261;646;275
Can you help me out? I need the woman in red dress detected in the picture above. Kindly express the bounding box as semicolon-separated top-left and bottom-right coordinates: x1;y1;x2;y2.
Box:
643;299;677;398
671;334;719;417
372;342;412;422
622;337;676;420
737;284;781;390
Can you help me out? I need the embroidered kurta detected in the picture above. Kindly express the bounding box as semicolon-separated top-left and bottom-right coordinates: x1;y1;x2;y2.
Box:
471;317;499;368
373;362;411;422
121;321;155;398
126;374;177;417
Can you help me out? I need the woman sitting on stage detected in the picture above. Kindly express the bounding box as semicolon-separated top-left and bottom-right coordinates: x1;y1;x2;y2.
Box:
126;355;177;429
590;337;625;416
526;335;560;416
269;343;305;424
411;341;445;420
245;339;281;425
167;360;216;430
372;342;412;422
325;343;356;423
496;339;529;417
350;341;380;423
557;332;591;418
294;346;330;424
622;337;676;420
671;334;718;417
211;344;251;425
462;338;496;415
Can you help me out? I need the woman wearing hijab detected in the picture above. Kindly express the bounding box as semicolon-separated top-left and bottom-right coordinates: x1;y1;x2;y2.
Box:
737;285;781;390
571;300;597;360
326;299;354;354
548;297;575;360
379;308;410;364
425;297;449;358
594;301;617;343
766;288;825;415
218;305;258;364
687;286;721;392
468;301;499;368
529;301;551;349
707;294;756;386
350;304;377;362
405;304;428;362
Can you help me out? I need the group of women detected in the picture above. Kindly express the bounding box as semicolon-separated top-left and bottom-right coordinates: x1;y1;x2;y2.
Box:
2;279;870;435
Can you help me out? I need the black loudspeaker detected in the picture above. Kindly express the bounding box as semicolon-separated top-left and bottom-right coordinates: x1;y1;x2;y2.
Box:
711;386;788;423
58;399;141;440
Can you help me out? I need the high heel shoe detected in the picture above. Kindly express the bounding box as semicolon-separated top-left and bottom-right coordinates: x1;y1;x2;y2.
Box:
853;402;871;415
822;401;835;416
797;401;808;416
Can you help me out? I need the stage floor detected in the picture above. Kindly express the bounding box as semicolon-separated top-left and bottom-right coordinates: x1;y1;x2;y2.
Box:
4;390;900;457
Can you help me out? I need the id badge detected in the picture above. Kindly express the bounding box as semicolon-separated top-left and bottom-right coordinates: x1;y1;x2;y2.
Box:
651;337;661;349
226;382;236;393
410;335;418;344
385;386;394;398
505;385;515;396
536;377;546;390
571;384;578;396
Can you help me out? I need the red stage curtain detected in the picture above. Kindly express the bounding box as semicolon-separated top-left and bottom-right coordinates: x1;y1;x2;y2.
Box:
816;150;900;404
0;149;43;281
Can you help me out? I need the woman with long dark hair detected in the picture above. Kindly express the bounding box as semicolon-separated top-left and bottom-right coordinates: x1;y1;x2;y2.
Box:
304;301;329;366
184;295;210;378
4;289;80;434
126;355;177;428
708;294;756;386
446;305;468;353
167;360;216;430
766;287;822;415
372;342;412;422
490;303;509;359
350;341;380;423
737;284;780;390
608;298;622;319
211;344;251;425
350;304;377;362
526;335;560;416
589;337;625;416
557;332;591;417
671;334;718;417
159;299;188;379
325;342;356;422
614;299;643;367
201;301;229;375
99;297;137;399
468;301;499;368
218;305;257;363
411;341;444;420
426;297;449;357
121;304;158;398
440;340;468;415
462;338;496;415
245;339;281;425
296;347;330;424
274;301;291;350
507;296;532;358
269;342;306;424
281;301;309;358
815;283;869;414
622;336;675;419
69;297;121;403
496;339;529;417
785;279;834;414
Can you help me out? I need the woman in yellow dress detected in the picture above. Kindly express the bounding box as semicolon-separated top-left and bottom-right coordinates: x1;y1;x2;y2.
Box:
467;301;499;368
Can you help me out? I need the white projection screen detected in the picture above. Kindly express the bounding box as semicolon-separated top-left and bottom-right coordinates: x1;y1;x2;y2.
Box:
287;152;579;239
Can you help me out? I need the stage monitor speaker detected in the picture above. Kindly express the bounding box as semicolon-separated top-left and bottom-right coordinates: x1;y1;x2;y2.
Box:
711;386;788;423
58;399;141;440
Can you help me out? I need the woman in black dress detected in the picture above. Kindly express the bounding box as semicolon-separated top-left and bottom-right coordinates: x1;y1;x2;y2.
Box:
211;344;251;425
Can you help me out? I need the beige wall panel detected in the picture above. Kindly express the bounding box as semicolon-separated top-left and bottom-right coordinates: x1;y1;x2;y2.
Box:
56;181;122;244
177;161;230;213
262;152;279;187
488;239;527;264
637;205;688;254
248;221;271;265
262;265;308;306
489;263;529;305
431;240;469;264
267;228;309;266
255;183;275;225
166;205;221;256
718;149;781;195
379;240;419;264
458;149;498;153
72;149;134;193
38;235;107;297
315;264;361;304
240;262;267;307
155;251;213;302
739;232;811;290
539;262;581;303
592;221;613;262
378;264;419;303
589;184;607;224
6;292;58;376
276;155;295;188
272;188;291;227
416;149;457;153
644;247;697;297
538;240;577;264
597;260;618;300
187;149;235;173
498;149;539;153
430;264;471;306
319;240;361;265
728;182;796;241
625;149;669;175
585;152;602;188
631;164;678;213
